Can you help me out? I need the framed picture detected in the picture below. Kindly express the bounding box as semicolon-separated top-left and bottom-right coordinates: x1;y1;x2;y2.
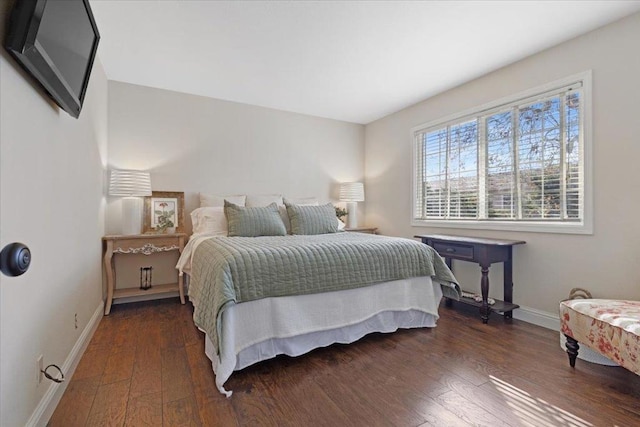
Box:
143;191;185;233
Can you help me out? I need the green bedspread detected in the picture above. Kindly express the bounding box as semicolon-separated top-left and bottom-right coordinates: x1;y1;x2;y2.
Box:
188;233;460;354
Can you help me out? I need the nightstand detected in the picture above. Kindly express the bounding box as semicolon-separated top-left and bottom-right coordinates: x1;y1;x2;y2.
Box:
345;226;378;234
102;233;186;315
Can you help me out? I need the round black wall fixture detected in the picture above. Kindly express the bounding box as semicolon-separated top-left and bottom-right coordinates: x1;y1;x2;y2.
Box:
0;242;31;277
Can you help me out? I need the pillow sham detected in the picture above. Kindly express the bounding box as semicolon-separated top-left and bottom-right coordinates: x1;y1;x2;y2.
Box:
245;194;284;207
285;202;339;235
199;193;246;208
190;207;228;236
224;201;287;237
281;197;319;234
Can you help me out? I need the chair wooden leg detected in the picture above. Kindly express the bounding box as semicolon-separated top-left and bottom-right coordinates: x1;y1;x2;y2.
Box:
564;334;579;367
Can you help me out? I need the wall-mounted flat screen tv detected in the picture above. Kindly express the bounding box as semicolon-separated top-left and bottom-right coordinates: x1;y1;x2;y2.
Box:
5;0;100;118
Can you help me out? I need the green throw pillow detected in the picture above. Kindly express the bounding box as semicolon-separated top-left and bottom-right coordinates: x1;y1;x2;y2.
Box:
285;202;339;235
224;201;286;237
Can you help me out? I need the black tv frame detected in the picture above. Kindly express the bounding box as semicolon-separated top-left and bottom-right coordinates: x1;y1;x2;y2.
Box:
5;0;100;118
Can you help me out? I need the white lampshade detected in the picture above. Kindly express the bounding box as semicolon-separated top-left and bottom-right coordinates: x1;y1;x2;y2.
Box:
108;170;152;197
108;170;151;235
339;182;365;202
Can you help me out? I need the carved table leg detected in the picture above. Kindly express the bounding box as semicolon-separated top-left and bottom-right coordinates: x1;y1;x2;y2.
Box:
504;255;514;319
178;273;185;304
565;334;580;367
104;241;114;315
480;264;490;324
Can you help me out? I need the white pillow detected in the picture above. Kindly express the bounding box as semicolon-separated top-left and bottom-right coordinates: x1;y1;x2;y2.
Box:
337;218;346;230
285;197;318;205
200;193;246;208
246;194;283;207
190;207;227;236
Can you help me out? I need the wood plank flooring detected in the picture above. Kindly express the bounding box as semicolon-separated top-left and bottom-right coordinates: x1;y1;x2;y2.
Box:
48;299;640;426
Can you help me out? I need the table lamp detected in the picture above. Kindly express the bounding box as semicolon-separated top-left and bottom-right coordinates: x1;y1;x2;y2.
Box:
339;182;365;229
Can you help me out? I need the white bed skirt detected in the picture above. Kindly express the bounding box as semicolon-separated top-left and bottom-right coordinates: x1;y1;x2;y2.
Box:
203;276;443;396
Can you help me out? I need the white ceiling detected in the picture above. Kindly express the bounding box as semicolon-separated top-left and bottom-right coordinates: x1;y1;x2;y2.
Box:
91;1;640;124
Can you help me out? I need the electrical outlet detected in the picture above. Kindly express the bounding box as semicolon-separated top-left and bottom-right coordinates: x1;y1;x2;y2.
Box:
36;355;43;385
74;313;78;329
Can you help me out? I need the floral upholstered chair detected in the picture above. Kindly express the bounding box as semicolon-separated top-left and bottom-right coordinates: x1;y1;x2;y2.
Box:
559;299;640;375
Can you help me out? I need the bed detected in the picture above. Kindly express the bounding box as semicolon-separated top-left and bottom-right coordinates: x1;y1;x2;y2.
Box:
178;231;459;396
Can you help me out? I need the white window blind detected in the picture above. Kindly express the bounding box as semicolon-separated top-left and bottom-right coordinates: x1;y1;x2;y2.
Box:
413;77;586;228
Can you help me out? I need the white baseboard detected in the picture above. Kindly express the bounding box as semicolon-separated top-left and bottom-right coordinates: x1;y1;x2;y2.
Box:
26;301;104;427
512;305;560;331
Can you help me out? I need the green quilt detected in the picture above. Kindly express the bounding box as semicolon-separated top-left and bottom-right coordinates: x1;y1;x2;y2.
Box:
188;233;460;354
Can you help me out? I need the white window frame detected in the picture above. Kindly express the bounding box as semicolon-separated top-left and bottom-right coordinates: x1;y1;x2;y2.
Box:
411;71;593;235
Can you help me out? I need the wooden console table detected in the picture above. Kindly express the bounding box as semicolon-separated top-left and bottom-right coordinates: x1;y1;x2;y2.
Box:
415;234;525;323
102;233;186;315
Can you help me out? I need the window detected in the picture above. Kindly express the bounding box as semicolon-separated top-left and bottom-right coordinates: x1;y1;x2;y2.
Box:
412;72;591;234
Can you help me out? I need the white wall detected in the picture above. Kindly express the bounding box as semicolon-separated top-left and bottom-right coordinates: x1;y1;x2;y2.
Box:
0;3;108;424
107;82;364;288
365;13;640;318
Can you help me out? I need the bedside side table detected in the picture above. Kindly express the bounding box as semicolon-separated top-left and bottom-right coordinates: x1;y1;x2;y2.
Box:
102;233;186;315
345;226;378;234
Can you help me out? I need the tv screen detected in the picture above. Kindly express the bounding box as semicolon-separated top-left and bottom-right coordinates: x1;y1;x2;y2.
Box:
5;0;100;118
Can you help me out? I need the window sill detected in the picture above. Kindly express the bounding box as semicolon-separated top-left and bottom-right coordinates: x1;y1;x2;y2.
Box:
411;219;593;235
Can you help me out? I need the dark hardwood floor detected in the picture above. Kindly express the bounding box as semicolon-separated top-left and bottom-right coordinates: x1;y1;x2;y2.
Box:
48;298;640;426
